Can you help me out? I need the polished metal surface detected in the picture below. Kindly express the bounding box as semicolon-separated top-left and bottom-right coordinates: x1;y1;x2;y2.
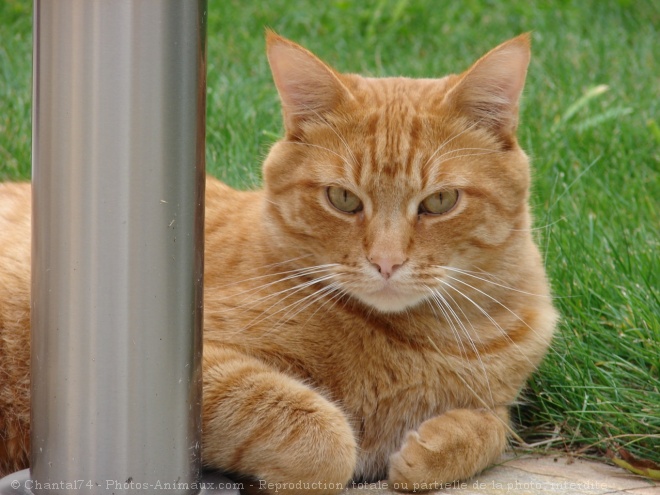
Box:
31;1;206;493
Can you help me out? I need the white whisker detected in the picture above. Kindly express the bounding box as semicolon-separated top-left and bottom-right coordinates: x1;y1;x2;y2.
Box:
438;265;548;297
510;217;565;233
282;141;355;173
211;256;320;290
434;289;494;403
423;119;483;169
293;282;348;331
425;286;473;365
428;149;501;170
443;274;543;338
212;264;340;308
435;277;537;369
230;273;341;335
269;282;340;333
431;146;500;163
297;102;359;176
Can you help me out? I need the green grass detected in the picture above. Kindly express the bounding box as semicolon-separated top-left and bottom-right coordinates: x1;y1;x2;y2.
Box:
2;0;659;464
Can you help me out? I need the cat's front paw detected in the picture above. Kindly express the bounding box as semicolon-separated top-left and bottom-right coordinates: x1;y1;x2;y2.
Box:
388;409;507;492
203;348;356;495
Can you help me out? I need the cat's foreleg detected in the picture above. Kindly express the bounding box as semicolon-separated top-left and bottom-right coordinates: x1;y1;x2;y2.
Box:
388;407;509;491
202;346;357;495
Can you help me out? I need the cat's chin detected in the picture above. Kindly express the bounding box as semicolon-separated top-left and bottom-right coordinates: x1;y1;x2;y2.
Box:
353;286;426;314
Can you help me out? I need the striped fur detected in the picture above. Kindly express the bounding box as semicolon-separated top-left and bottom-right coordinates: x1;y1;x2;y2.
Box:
1;34;557;494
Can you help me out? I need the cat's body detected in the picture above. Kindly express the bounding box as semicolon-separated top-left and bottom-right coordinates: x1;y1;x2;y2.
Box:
1;33;556;493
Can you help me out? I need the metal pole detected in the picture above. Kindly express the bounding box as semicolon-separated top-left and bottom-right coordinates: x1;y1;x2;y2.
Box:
29;1;205;493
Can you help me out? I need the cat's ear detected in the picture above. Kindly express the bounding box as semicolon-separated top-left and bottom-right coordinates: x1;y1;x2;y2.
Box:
266;30;352;136
445;34;531;142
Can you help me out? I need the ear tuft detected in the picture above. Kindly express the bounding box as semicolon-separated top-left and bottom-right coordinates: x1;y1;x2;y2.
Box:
266;31;351;135
445;34;531;139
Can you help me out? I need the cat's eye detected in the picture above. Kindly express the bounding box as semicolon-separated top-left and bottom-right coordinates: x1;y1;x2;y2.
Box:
418;190;459;215
326;186;363;214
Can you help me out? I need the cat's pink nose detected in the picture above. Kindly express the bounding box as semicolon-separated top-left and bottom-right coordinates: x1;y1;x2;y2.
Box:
369;255;406;280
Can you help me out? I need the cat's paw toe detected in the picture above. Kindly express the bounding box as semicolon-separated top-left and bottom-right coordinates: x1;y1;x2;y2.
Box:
388;430;439;491
388;409;508;491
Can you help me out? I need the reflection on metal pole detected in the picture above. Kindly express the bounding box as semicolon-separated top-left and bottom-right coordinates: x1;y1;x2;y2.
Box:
30;1;205;493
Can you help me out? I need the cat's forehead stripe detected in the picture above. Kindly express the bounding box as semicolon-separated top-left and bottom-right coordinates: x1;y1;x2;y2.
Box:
356;99;425;188
329;77;464;193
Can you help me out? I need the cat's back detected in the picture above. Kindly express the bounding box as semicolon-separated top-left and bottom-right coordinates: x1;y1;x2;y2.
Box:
0;179;32;329
0;181;31;298
205;175;261;227
204;175;270;288
0;182;31;310
0;182;31;243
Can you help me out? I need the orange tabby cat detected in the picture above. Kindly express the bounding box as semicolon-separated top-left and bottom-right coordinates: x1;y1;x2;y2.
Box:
0;32;557;493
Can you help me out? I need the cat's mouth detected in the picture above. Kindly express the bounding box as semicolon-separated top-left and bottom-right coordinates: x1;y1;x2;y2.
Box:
353;282;427;313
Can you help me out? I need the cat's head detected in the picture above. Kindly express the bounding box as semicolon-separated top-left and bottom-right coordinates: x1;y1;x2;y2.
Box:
262;32;534;314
